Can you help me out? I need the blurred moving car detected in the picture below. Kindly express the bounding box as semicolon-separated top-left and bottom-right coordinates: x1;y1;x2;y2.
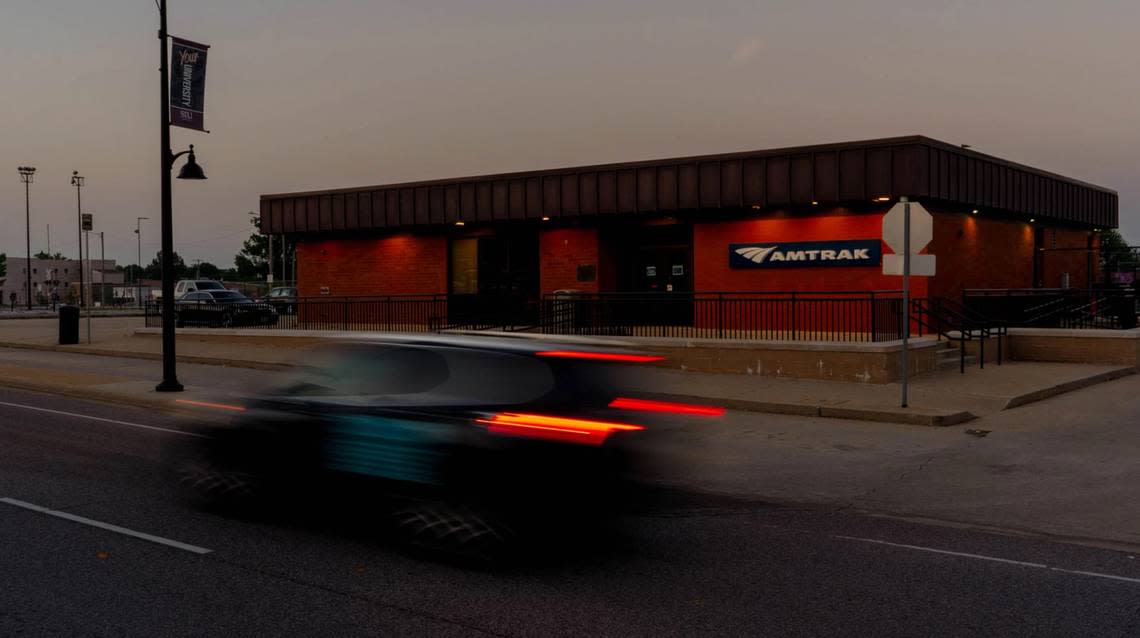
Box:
173;279;227;299
266;286;299;314
171;335;722;562
174;290;279;328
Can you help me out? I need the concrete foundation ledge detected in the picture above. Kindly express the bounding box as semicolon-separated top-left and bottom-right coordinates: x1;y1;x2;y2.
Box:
1002;366;1137;409
642;392;974;427
1007;327;1140;339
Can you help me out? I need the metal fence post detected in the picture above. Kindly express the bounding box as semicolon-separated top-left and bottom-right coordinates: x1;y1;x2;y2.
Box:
790;291;797;341
717;293;724;339
870;291;877;342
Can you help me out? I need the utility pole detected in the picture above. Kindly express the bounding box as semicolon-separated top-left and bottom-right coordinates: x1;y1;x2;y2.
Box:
71;172;85;307
47;224;51;255
136;217;149;307
18;167;36;310
84;229;92;342
99;231;106;307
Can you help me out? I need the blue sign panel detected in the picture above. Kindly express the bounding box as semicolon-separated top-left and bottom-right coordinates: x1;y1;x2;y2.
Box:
729;240;882;269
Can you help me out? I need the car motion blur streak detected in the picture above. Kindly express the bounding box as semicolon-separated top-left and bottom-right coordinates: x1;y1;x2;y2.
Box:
170;334;723;563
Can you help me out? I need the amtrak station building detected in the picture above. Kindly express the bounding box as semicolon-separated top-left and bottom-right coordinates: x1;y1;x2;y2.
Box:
259;136;1118;313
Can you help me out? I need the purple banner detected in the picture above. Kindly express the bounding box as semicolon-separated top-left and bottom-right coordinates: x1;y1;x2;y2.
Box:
170;37;209;131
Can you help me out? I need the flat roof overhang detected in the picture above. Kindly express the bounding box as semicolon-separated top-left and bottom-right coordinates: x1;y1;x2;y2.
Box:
259;135;1118;235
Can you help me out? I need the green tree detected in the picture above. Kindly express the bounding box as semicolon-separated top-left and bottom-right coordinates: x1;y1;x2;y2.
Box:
234;215;292;282
143;251;188;280
0;253;6;281
120;264;145;283
194;261;223;280
1099;229;1136;278
34;251;65;260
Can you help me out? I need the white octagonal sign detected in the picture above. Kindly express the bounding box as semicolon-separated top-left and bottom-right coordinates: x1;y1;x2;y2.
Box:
881;201;932;254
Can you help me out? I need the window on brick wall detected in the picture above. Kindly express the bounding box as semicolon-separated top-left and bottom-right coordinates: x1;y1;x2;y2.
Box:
450;238;478;295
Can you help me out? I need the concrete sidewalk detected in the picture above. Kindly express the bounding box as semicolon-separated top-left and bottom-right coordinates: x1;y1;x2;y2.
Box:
0;316;1134;425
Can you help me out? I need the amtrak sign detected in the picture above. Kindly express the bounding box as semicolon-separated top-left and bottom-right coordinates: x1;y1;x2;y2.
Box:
729;240;881;269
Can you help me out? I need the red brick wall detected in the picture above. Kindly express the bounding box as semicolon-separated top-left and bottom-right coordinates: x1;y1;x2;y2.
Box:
539;228;599;294
296;234;447;297
693;210;929;297
1043;228;1096;288
926;213;1034;300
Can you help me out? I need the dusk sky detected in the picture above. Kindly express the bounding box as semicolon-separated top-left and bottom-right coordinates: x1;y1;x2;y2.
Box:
2;0;1136;268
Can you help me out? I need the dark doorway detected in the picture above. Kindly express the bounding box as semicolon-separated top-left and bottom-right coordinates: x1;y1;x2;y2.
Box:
611;224;693;293
448;229;539;325
608;223;693;326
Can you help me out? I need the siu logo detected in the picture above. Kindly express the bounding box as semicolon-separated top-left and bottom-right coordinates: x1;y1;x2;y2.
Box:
729;240;881;269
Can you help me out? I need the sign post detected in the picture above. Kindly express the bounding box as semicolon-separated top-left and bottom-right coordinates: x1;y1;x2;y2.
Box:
81;213;94;344
881;198;935;408
901;197;911;407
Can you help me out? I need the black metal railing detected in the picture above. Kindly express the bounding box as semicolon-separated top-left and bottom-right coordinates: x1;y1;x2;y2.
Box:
535;291;909;342
963;288;1138;330
146;291;915;342
146;295;449;331
911;297;1006;373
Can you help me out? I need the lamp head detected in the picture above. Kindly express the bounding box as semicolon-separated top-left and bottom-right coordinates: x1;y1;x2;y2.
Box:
177;145;207;180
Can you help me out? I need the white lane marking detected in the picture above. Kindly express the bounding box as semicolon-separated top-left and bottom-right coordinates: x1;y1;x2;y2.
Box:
835;535;1048;568
836;535;1140;587
1049;567;1140;585
0;400;205;438
0;497;212;555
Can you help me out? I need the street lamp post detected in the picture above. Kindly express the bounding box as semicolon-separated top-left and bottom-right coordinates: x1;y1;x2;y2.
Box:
18;167;35;310
155;0;208;393
135;217;149;307
71;171;85;307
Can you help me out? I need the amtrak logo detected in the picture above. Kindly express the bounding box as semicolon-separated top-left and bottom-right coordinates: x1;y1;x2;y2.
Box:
729;240;881;269
735;246;779;264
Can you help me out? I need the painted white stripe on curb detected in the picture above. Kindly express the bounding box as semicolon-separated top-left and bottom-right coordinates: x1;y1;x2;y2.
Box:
1;497;212;555
836;535;1140;586
0;400;205;438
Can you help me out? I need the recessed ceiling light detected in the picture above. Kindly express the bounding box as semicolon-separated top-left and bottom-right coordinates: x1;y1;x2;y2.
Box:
455;220;465;226
541;216;550;221
1029;218;1035;223
751;204;762;210
873;196;891;202
811;201;819;206
971;209;979;214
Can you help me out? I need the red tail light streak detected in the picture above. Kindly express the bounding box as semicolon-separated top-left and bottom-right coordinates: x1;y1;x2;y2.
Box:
478;412;645;446
608;397;726;416
534;350;664;363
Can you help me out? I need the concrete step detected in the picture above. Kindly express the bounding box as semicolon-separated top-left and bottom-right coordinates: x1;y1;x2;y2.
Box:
937;350;979;370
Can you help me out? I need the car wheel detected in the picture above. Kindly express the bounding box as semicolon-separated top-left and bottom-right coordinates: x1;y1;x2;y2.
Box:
175;454;264;512
393;502;516;566
220;312;234;328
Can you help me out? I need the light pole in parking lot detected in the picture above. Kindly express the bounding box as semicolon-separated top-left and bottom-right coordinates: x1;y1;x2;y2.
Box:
18;166;36;310
135;217;149;307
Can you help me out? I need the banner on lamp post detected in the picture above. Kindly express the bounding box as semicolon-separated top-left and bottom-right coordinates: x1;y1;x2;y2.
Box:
169;37;210;131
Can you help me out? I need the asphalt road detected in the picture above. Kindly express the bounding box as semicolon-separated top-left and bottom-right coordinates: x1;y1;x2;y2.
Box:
1;386;1139;637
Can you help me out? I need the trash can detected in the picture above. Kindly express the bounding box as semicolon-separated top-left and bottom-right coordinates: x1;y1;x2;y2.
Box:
58;305;80;345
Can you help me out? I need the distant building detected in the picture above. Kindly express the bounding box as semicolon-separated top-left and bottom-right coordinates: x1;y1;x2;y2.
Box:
1;257;120;307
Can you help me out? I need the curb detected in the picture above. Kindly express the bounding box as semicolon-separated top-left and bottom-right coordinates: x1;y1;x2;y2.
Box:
0;340;292;371
0;377;197;416
1002;366;1137;410
643;392;974;427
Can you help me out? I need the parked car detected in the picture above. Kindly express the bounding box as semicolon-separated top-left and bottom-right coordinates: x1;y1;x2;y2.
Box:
169;335;724;562
174;279;227;300
174;290;279;327
266;286;298;314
